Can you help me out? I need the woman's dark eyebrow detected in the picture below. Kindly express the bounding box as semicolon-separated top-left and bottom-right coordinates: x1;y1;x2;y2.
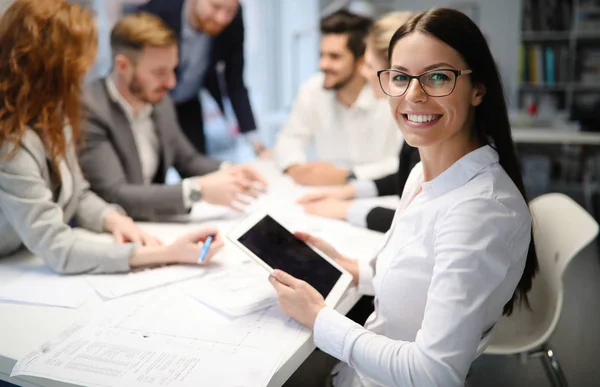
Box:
391;62;457;72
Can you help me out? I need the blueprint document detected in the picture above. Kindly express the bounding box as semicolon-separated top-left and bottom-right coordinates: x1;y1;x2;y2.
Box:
11;288;305;387
84;245;248;299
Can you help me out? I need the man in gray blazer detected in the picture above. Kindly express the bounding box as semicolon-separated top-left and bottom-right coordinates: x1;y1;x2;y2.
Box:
79;12;265;221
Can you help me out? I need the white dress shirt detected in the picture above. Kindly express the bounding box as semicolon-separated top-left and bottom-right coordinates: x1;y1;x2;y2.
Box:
106;78;158;185
314;145;532;387
273;73;403;180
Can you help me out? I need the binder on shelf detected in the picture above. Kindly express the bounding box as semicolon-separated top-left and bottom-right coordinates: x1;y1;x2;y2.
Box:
545;46;555;85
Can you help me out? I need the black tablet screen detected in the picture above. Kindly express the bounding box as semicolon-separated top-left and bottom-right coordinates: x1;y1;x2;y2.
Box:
237;215;342;298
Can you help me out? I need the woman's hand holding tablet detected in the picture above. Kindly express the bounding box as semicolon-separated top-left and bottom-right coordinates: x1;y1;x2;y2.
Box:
268;269;327;329
227;211;354;323
293;231;359;285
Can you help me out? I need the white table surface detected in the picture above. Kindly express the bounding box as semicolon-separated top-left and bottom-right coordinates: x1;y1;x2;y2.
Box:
0;160;395;387
512;127;600;145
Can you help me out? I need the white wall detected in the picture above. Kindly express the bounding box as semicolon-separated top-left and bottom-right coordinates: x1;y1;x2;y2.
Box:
242;0;320;145
279;0;321;109
0;0;13;14
393;0;522;107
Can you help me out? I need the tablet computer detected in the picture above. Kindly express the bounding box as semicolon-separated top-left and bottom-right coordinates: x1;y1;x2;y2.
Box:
228;211;353;307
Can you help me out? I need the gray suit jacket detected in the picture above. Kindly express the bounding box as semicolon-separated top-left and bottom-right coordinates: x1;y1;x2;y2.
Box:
79;79;221;221
0;128;135;274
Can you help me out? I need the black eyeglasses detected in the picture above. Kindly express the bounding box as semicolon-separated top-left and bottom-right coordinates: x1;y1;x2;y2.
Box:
377;69;473;97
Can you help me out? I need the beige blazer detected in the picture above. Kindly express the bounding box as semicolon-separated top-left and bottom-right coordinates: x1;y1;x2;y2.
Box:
0;127;135;273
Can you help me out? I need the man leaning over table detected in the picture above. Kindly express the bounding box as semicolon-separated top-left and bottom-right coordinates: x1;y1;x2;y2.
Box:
139;0;269;157
79;12;266;221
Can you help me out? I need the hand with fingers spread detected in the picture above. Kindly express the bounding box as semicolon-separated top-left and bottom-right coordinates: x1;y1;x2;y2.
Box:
103;211;162;246
294;231;359;284
228;163;268;190
269;269;326;329
196;167;266;210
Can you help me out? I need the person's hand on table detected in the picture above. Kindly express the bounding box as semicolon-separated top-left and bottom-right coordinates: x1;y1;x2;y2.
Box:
301;198;351;220
168;227;224;265
297;184;356;203
196;165;266;211
103;211;162;246
285;162;349;186
229;163;268;190
129;228;224;268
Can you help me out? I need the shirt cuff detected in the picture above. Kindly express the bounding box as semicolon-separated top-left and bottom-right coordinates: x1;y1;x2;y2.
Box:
314;306;362;362
357;258;376;295
102;243;138;273
351;180;378;199
181;177;195;209
220;161;232;170
346;202;374;228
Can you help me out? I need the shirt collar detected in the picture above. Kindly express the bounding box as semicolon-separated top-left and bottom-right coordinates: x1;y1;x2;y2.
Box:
331;81;376;111
353;82;376;110
105;77;153;120
421;145;500;197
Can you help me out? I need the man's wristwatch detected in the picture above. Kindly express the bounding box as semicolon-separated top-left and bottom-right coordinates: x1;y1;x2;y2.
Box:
189;186;202;203
345;171;357;182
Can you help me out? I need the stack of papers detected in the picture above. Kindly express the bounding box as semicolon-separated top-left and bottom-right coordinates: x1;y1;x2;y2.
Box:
0;266;94;308
12;287;305;387
182;262;276;317
84;246;248;299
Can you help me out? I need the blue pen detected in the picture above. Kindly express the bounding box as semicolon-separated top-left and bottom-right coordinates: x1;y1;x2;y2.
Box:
197;235;214;263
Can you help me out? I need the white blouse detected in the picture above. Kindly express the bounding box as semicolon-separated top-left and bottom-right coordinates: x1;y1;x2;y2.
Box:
314;145;532;387
273;73;403;180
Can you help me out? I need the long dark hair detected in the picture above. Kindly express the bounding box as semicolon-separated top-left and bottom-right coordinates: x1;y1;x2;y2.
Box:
388;8;538;316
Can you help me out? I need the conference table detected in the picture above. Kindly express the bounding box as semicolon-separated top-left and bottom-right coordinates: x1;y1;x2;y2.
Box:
0;160;396;387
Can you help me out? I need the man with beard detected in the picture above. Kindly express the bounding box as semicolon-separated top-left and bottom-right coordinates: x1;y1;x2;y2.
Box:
139;0;268;158
273;10;403;186
79;13;267;221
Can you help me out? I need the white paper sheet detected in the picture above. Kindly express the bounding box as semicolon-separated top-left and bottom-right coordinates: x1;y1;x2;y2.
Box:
0;266;94;308
12;288;305;387
181;262;277;317
84;246;247;299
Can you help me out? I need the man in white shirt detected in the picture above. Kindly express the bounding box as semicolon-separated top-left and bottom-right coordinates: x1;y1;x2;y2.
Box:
273;10;403;186
79;12;265;221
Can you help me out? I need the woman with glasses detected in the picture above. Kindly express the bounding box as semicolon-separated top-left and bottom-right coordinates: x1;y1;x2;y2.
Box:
0;0;224;273
298;11;420;234
270;8;538;387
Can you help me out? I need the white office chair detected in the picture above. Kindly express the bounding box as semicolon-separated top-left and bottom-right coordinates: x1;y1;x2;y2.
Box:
484;193;599;387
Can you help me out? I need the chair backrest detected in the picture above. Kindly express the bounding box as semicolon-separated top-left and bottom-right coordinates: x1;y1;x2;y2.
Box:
524;193;598;344
485;193;598;354
530;193;598;284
